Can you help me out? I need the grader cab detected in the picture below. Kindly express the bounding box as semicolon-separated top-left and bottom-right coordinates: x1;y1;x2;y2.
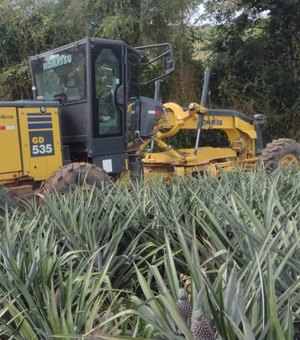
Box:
29;37;173;174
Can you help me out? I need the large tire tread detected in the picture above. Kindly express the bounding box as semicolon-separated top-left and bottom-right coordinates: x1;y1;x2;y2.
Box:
41;162;112;194
260;138;300;170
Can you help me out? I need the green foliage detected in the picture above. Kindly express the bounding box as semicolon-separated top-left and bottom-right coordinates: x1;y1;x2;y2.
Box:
131;170;300;339
1;169;300;338
0;0;204;103
0;188;141;338
202;1;300;141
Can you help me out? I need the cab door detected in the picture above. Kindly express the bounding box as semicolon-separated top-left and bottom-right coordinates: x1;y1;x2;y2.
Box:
90;42;126;174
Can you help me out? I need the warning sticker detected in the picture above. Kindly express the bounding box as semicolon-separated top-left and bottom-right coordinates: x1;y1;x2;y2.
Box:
0;125;16;130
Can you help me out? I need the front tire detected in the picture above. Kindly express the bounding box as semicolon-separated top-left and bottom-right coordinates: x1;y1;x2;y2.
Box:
41;162;112;194
260;138;300;170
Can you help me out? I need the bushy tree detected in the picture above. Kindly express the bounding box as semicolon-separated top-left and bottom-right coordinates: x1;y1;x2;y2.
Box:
203;0;300;140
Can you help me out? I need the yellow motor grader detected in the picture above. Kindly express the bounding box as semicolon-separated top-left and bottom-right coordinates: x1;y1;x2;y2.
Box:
0;38;300;207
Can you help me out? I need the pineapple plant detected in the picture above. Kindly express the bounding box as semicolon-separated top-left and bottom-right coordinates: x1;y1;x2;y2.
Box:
0;169;300;338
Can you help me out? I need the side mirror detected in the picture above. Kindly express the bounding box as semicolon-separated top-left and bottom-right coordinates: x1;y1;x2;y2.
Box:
164;51;175;75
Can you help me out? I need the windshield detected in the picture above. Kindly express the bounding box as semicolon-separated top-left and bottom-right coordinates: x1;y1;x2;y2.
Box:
30;44;86;103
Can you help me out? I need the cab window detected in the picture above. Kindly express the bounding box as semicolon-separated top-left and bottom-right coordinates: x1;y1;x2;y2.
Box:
94;48;122;136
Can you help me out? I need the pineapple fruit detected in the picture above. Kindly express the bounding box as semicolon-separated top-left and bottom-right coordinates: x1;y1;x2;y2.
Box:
191;310;215;340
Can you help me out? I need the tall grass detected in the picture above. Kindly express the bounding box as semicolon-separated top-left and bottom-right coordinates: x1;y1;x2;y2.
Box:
0;168;300;339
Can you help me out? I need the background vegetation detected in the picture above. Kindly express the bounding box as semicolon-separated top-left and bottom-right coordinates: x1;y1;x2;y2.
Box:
0;0;299;142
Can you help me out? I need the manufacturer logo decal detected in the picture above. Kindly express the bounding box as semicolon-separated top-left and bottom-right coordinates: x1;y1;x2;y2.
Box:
43;53;72;71
203;119;223;126
0;114;14;119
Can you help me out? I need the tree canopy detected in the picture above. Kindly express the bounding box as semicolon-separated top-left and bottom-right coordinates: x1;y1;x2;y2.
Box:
203;0;300;139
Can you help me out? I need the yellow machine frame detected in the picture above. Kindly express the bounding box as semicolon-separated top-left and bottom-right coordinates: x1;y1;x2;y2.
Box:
0;103;62;195
141;102;258;178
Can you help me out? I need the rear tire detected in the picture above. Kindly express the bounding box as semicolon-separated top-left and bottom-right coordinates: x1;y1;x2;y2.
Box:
260;138;300;170
41;162;112;194
0;185;18;210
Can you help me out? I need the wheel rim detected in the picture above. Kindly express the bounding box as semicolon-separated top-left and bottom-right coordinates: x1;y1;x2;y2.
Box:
279;154;300;167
